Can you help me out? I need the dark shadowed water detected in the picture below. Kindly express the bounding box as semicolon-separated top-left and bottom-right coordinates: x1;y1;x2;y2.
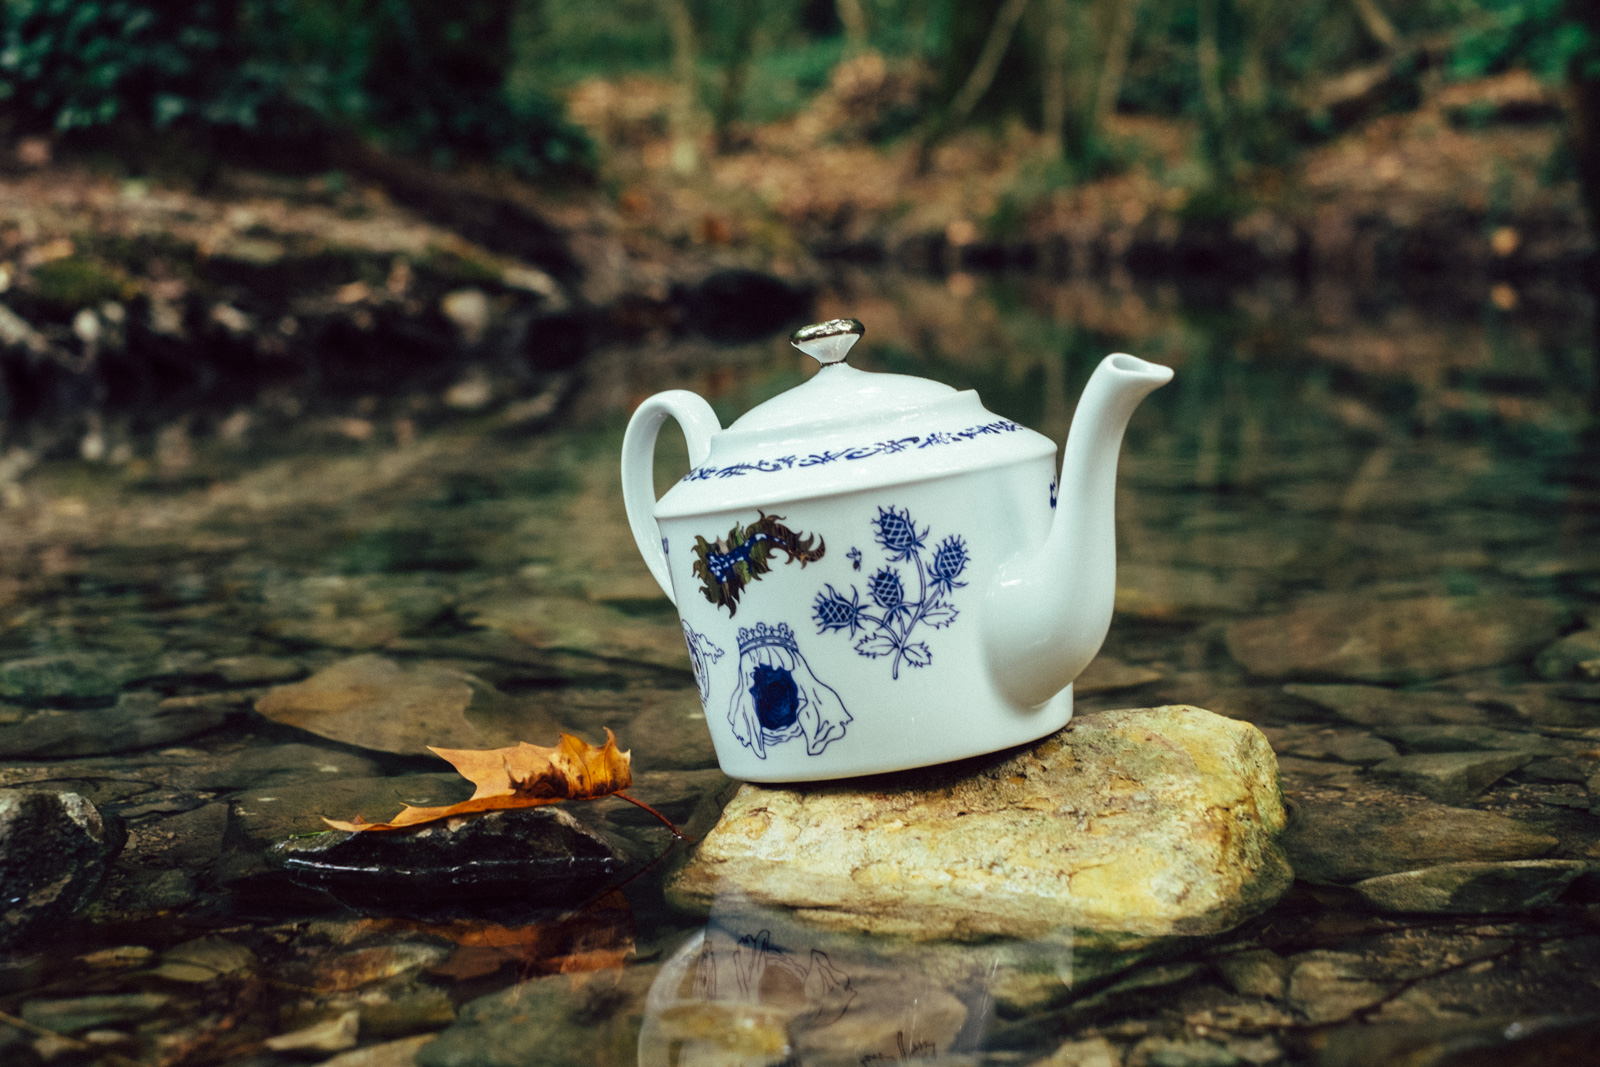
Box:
1;268;1597;1066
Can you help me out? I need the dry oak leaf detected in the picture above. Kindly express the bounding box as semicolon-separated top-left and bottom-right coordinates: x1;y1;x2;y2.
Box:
323;730;631;832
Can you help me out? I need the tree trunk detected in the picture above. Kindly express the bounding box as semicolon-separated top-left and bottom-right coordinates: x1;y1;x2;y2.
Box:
914;0;1033;171
1567;0;1600;412
1195;0;1230;180
837;0;870;54
714;2;761;153
1092;0;1138;128
1348;0;1398;51
659;0;701;174
1040;0;1070;158
946;0;1033;126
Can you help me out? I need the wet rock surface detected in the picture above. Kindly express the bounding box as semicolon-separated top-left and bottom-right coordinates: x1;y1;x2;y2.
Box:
274;806;631;913
1349;859;1590;913
1227;596;1567;683
669;706;1292;943
0;790;115;948
1281;797;1558;884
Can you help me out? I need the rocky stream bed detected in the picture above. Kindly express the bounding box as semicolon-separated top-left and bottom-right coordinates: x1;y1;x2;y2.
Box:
0;173;1597;1063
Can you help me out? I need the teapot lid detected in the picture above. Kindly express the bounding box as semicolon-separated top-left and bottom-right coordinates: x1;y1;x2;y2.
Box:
653;319;1055;519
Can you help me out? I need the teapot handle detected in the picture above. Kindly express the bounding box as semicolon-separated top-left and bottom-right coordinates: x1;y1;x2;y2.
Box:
621;391;721;604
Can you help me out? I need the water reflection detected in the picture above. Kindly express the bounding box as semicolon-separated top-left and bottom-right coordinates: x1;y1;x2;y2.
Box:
639;891;1076;1066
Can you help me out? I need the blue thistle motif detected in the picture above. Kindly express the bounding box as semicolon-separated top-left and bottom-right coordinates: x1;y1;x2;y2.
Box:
872;506;927;562
812;506;969;680
813;584;865;635
867;567;904;611
930;536;969;596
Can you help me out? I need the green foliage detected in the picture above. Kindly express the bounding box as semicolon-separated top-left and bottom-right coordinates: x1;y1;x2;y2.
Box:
0;0;593;179
1451;0;1592;81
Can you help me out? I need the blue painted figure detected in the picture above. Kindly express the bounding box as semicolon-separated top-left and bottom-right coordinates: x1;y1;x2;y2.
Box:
727;622;851;758
813;506;970;679
682;622;725;705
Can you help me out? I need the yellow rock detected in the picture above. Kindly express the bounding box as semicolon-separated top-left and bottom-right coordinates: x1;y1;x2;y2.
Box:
668;705;1290;944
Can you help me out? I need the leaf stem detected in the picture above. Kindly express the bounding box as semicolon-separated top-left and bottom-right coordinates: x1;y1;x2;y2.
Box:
613;791;694;840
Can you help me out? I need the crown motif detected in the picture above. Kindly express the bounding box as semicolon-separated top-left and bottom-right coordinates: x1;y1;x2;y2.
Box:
737;621;798;655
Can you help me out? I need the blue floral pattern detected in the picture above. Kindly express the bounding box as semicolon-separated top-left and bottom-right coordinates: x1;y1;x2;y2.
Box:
812;506;970;680
681;420;1021;481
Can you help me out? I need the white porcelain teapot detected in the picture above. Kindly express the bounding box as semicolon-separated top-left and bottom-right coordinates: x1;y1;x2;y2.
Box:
622;319;1172;782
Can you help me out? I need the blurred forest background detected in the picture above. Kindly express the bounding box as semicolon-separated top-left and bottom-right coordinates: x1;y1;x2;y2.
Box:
0;0;1597;448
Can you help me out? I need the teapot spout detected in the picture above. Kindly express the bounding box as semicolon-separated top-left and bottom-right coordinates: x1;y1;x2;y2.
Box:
982;354;1172;708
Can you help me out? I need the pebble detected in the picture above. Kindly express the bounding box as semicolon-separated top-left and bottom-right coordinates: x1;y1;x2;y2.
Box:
1035;1036;1122;1066
1535;628;1600;680
1227;595;1567;684
274;806;630;912
1366;751;1531;803
150;936;256;982
208;655;305;685
1350;860;1589;914
1214;948;1290;1000
1284;951;1388;1024
320;1034;437;1067
669;706;1291;944
265;1010;360;1053
0;653;138;703
0;790;114;949
1282;795;1557;883
19;993;171;1034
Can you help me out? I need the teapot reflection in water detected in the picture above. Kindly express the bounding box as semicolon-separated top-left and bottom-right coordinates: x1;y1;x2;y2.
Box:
622;319;1172;782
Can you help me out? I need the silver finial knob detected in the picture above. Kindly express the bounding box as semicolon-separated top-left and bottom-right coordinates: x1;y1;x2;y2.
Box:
790;318;864;366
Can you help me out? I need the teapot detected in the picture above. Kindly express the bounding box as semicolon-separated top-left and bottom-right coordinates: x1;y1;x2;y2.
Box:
622;319;1171;782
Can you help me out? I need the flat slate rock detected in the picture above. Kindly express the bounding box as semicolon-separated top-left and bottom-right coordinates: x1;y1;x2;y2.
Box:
1282;796;1558;884
1351;860;1590;914
1228;595;1566;684
668;705;1291;944
0;692;225;758
1366;750;1532;804
1282;684;1489;726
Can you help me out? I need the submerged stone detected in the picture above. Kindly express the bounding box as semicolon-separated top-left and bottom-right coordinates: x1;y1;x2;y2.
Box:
668;706;1291;944
0;790;115;949
1228;595;1566;684
1350;860;1588;914
20;993;170;1034
0;692;225;758
1214;948;1290;1000
1367;750;1531;803
0;653;138;704
274;806;629;912
419;966;656;1067
1373;724;1571;756
1282;796;1557;884
1282;684;1488;726
254;654;555;756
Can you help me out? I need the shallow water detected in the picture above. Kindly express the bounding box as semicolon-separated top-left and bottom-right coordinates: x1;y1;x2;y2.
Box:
1;268;1598;1066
